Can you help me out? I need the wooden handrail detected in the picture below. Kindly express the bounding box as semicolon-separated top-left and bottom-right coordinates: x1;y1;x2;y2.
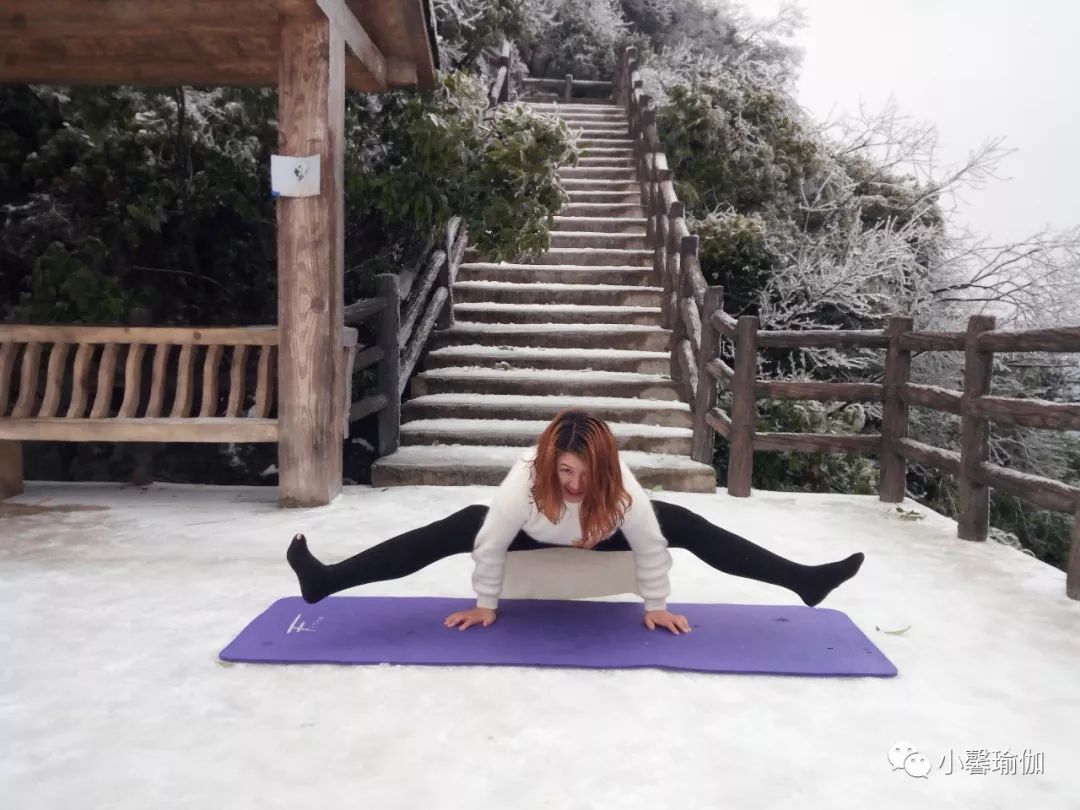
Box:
0;325;279;345
615;41;1080;599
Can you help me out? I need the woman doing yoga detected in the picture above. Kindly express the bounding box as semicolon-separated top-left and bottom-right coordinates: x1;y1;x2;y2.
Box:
287;409;865;636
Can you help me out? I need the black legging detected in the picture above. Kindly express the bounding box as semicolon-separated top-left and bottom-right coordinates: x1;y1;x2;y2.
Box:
287;500;864;608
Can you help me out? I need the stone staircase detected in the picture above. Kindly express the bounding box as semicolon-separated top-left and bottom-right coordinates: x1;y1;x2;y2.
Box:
370;99;717;493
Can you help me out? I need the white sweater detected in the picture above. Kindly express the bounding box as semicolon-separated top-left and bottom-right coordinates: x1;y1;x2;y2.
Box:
471;446;673;612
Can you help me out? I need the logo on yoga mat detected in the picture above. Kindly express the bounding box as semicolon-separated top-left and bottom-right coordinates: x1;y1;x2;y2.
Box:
286;613;324;634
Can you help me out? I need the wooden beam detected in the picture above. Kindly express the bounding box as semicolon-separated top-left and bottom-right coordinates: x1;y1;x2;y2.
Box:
314;0;387;89
386;58;418;86
753;432;881;454
899;382;963;414
0;54;276;87
972;461;1079;514
276;11;346;507
0;441;22;499
756;329;889;349
977;326;1080;353
958;315;995;541
1068;510;1080;600
755;380;884;402
0;1;279;35
895;438;962;476
396;0;437;88
0;325;279;345
345;0;435;87
0;418;278;443
0;34;276;61
969;395;1080;431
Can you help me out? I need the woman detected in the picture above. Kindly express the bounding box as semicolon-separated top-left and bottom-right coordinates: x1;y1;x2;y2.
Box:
287;409;865;636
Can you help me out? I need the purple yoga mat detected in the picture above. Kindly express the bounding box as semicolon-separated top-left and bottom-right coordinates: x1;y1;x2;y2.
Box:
219;597;897;677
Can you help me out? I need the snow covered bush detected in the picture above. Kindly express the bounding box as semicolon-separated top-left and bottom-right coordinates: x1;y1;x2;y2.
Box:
517;0;628;79
347;73;578;265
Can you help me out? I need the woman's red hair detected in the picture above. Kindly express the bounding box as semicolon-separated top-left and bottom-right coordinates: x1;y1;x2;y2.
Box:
530;409;632;547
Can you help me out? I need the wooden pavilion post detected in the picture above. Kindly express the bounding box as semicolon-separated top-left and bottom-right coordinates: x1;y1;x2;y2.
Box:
276;8;346;507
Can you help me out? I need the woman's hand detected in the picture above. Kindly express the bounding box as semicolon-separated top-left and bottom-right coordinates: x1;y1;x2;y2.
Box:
444;606;496;631
644;610;692;635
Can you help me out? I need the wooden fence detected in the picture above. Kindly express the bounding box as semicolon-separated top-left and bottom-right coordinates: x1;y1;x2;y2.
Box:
522;76;613;101
614;46;1080;600
343;215;469;455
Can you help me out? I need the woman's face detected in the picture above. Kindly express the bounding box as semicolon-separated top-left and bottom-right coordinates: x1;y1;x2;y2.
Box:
556;452;588;503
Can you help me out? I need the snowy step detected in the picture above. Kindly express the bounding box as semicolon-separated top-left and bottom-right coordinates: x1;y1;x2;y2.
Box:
452;301;661;326
427;322;671;351
574;138;635;148
409;366;681;400
565;189;642;205
548;231;647;250
559;166;638;180
527;103;623;112
458;262;654;286
560;202;645;217
402;393;691;428
536;108;627;118
576;157;635;168
578;146;635;157
371;442;716;492
521;97;619;106
399;418;692;455
564;126;631;137
561;177;640;190
453;280;662;307
552;216;648;233
561;179;635;193
422;345;671;375
534;248;653;266
561;117;630;126
464;247;653;267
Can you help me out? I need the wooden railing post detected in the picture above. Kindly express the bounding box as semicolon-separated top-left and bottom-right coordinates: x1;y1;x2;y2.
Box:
435;219;457;331
434;249;452;330
958;314;996;540
614;48;626;106
879;315;914;502
497;43;511;103
375;273;401;456
669;235;697;382
1068;508;1080;600
728;315;759;497
692;285;724;464
0;439;21;499
662;201;683;330
564;74;573;101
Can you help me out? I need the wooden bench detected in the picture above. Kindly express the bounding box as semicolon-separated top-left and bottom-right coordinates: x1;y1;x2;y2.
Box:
0;324;357;498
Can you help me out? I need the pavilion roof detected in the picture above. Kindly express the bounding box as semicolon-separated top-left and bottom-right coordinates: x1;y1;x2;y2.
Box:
0;0;438;91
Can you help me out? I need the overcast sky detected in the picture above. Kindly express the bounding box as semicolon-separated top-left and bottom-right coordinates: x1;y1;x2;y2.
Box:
740;0;1080;245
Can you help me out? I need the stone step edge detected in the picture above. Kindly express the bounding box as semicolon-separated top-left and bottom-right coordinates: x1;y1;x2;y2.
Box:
371;444;715;472
427;345;669;358
400;418;692;438
454;280;661;292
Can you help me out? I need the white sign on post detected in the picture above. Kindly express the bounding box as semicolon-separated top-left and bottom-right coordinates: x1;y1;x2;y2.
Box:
270;154;321;198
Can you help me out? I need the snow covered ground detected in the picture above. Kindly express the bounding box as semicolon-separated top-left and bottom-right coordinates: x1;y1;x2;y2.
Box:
3;480;1078;809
